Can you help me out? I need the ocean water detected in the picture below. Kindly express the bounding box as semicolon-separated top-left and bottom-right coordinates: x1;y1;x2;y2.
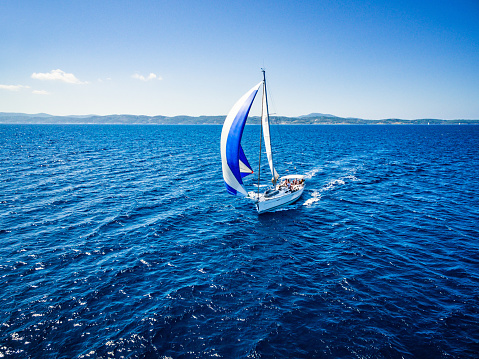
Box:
1;124;478;358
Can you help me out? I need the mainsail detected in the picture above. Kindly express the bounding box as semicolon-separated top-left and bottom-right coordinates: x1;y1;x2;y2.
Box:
220;82;261;196
261;73;279;184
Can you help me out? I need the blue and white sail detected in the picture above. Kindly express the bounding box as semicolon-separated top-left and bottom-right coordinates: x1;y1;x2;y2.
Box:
220;82;262;196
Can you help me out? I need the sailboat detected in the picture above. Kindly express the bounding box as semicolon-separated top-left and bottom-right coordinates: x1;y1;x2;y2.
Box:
220;69;305;214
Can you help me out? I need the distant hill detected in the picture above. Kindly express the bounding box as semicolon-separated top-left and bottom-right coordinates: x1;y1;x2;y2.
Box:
298;113;339;119
0;112;477;125
1;112;53;118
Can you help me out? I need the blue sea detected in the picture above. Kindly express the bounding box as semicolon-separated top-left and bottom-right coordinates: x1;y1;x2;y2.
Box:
1;124;478;358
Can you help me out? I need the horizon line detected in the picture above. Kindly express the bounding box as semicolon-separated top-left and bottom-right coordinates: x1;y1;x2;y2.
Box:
1;111;478;122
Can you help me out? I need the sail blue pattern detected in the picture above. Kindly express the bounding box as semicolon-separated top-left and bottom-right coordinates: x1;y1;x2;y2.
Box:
220;83;261;196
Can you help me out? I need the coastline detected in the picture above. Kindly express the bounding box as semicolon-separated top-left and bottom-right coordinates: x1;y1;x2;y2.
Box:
1;113;478;125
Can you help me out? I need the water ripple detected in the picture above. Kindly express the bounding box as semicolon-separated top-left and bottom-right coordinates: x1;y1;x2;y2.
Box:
1;125;478;358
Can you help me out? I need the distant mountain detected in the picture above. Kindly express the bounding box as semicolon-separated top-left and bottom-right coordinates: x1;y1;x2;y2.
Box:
0;112;477;125
0;112;52;118
298;113;339;119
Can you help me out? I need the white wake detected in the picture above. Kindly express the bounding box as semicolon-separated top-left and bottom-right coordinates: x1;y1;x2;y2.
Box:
303;172;359;206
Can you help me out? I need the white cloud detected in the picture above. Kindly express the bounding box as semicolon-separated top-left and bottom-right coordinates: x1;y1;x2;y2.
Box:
0;84;30;91
132;72;162;81
31;69;88;84
32;90;50;95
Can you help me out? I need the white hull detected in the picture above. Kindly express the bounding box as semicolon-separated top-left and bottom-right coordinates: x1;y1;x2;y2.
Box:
255;186;305;214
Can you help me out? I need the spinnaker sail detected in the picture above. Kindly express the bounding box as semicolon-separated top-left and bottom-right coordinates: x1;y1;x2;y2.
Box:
220;82;261;196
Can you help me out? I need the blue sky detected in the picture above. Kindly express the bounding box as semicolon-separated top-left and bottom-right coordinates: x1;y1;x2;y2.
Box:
1;0;478;119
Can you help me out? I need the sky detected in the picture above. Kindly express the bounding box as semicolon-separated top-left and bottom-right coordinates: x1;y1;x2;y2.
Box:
1;0;478;119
